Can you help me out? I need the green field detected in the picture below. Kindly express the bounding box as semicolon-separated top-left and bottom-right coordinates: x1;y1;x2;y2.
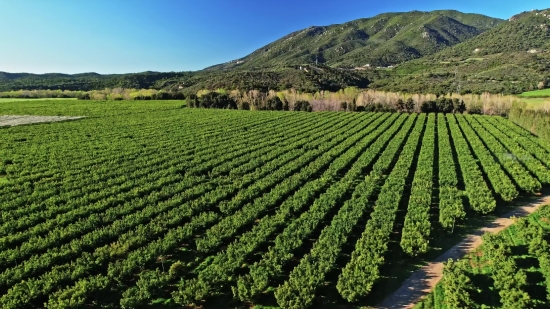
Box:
0;98;78;103
518;89;550;98
0;100;549;309
415;205;550;309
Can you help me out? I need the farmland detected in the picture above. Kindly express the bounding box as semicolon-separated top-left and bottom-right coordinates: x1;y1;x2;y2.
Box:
1;100;550;309
519;89;550;98
415;204;550;309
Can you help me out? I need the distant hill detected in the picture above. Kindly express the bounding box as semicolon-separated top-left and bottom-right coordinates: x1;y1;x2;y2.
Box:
0;66;370;94
4;9;550;95
205;10;503;70
436;9;550;57
373;9;550;94
0;71;193;92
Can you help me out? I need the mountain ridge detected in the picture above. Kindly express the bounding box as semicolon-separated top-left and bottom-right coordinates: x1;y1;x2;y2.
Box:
2;9;550;95
204;10;504;70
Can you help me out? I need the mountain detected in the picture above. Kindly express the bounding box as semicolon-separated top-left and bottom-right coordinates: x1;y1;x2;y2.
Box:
436;9;550;57
4;9;550;95
373;9;550;94
205;10;504;70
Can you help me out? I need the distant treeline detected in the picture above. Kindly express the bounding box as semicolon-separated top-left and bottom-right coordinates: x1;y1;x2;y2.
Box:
1;87;540;117
187;89;471;114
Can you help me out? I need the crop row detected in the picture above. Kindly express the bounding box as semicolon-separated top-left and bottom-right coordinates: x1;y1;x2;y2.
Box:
400;113;435;256
336;113;425;302
0;113;377;308
473;116;550;184
447;115;495;214
437;114;465;229
455;115;524;198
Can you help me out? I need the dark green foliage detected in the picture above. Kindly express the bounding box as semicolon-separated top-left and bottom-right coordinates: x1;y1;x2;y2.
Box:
421;100;437;113
238;102;250;110
340;102;348;111
293;100;313;112
196;92;237;109
436;98;454;113
265;97;284;111
468;104;483;115
187;94;199;108
405;98;415;113
364;103;396;112
77;93;90;100
453;98;466;113
419;98;467;113
396;99;405;112
283;99;290;111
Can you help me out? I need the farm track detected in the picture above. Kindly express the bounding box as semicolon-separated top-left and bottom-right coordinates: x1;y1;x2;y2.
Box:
375;194;550;309
0;115;85;127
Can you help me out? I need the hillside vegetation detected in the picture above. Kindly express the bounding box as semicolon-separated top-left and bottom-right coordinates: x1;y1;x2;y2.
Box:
206;10;503;70
375;9;550;94
2;9;550;96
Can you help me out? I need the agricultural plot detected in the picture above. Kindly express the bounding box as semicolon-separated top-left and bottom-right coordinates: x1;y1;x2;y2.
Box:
415;205;550;309
0;100;549;309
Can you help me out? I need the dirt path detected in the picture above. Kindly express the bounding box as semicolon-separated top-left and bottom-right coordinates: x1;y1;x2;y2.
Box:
374;195;550;309
0;115;84;127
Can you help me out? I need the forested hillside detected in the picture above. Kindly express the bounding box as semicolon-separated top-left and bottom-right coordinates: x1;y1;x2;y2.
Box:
2;9;550;95
374;9;550;94
206;10;503;70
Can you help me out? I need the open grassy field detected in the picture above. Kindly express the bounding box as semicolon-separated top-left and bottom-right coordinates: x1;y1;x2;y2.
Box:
0;98;78;103
518;89;550;98
0;100;549;309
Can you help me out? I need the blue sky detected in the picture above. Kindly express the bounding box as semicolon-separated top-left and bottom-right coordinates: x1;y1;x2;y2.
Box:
0;0;548;74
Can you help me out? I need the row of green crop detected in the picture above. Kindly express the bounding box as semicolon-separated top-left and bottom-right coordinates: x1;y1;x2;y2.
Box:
423;206;550;309
474;116;550;184
466;115;542;192
455;115;525;197
486;116;550;169
270;114;411;308
231;114;410;303
3;107;550;308
0;109;289;196
0;113;341;269
20;113;379;308
0;111;303;222
447;115;496;214
400;113;435;256
484;233;531;308
193;113;380;253
337;113;424;302
437;114;465;230
171;113;401;306
0;112;372;308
